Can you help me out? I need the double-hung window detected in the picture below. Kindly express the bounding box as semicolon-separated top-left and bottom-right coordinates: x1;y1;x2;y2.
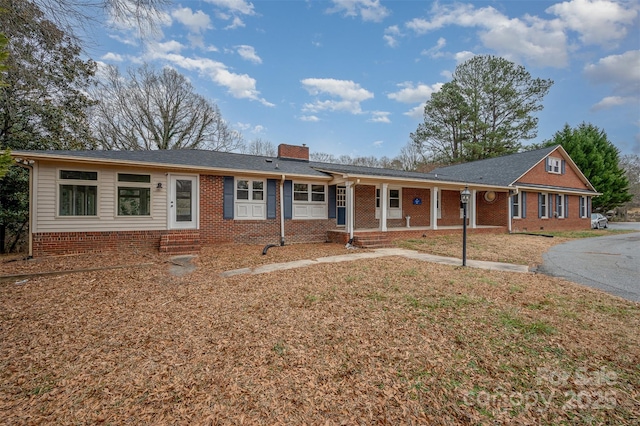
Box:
539;193;549;218
512;193;521;219
292;182;327;219
580;196;588;218
555;194;565;218
117;173;151;216
59;170;98;216
237;179;264;201
294;183;325;202
547;157;562;174
376;186;402;219
235;178;266;220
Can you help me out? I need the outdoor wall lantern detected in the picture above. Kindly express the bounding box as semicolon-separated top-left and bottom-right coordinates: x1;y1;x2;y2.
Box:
460;186;471;267
157;182;163;190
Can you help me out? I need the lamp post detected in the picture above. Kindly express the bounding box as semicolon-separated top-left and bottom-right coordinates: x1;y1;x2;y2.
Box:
460;186;471;267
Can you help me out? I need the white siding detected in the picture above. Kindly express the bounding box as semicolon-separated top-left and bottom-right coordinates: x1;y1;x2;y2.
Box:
35;161;169;233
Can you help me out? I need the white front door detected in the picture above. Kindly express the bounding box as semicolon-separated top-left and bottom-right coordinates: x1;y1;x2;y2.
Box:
169;175;198;229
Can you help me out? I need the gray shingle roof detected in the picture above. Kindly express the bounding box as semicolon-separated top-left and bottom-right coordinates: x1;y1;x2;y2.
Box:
17;149;330;178
430;146;558;186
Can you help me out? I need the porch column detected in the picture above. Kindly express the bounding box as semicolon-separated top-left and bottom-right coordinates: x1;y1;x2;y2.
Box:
431;186;438;230
470;189;477;228
380;183;388;232
346;181;355;240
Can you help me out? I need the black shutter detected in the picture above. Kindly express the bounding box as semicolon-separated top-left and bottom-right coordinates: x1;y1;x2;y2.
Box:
223;176;234;219
284;180;292;219
267;179;276;219
328;185;337;219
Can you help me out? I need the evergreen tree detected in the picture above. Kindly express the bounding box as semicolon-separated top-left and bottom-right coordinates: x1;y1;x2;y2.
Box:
545;123;632;212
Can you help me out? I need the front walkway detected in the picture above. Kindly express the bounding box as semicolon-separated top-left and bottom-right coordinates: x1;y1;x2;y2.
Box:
219;247;529;277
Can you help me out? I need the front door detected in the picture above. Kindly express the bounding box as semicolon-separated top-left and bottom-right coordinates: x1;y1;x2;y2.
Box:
169;175;198;229
337;186;346;226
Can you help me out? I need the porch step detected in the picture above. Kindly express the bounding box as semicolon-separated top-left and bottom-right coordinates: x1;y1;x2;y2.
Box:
159;232;201;254
353;233;393;249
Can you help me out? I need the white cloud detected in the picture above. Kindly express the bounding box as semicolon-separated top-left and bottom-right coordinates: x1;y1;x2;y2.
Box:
454;51;475;64
404;104;426;119
383;25;401;48
146;50;273;106
152;40;185;54
405;3;569;67
327;0;390;22
101;52;124;62
590;96;636;111
373;140;383;147
388;82;443;103
236;45;262;64
171;7;212;33
206;0;256;16
421;37;446;58
225;16;246;29
299;115;320;122
546;0;637;47
368;111;391;123
301;78;374;114
584;50;640;111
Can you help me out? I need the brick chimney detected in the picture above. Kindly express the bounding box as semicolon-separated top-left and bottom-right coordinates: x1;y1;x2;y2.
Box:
277;143;309;161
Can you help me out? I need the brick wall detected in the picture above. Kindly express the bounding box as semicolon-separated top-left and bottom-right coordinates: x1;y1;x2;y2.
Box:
199;174;335;245
355;185;377;229
33;230;164;256
476;191;509;226
512;193;590;232
402;188;431;227
277;144;309;161
517;153;590;190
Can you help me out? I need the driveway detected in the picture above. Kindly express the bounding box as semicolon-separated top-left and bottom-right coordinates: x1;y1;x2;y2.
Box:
538;223;640;302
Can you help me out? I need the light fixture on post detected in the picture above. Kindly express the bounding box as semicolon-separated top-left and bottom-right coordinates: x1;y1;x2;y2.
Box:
460;186;471;267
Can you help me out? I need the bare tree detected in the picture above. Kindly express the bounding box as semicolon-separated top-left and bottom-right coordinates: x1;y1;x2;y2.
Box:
92;64;243;151
34;0;170;37
243;138;276;156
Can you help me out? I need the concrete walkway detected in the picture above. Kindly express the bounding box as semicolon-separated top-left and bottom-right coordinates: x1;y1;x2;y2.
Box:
219;248;530;277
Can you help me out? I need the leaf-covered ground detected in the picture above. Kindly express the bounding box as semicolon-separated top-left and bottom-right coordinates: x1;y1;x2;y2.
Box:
1;233;638;424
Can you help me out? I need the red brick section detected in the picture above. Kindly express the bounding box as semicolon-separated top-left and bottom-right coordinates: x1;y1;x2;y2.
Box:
512;192;590;232
476;191;509;227
517;150;590;190
33;230;164;257
402;188;431;227
199;174;335;245
32;229;202;257
277;144;309;161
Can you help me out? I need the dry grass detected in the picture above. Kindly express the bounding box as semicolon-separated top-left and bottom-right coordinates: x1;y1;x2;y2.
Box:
1;233;638;424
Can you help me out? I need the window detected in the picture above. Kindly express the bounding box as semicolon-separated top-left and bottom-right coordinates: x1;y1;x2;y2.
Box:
117;173;151;216
539;193;549;218
547;157;562;174
236;179;264;201
294;183;325;202
512;193;521;219
556;194;565;218
59;170;98;216
580;196;588;218
376;188;400;208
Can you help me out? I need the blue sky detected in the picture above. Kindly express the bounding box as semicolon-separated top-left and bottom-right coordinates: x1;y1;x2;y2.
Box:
88;0;640;158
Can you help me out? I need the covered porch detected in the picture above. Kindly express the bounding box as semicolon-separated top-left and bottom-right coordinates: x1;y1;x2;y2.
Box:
324;172;511;247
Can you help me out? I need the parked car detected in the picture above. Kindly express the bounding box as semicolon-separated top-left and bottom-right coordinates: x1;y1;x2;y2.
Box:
591;213;608;229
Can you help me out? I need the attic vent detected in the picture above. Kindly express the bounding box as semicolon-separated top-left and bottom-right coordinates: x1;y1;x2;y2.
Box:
265;159;273;163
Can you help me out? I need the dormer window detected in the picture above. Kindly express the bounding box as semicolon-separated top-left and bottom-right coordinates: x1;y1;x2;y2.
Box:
546;157;563;174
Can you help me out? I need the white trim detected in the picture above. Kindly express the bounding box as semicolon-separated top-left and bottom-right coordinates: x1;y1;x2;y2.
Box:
375;185;402;221
292;181;327;220
168;174;199;230
431;187;438;230
235;177;266;220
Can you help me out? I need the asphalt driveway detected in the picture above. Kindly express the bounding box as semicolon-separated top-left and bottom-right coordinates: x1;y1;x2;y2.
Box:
538;223;640;302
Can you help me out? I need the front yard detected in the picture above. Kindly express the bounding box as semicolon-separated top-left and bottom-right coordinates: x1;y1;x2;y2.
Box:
1;231;638;424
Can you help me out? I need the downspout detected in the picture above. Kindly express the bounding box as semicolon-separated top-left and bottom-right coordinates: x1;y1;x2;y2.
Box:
280;174;285;246
14;158;35;258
